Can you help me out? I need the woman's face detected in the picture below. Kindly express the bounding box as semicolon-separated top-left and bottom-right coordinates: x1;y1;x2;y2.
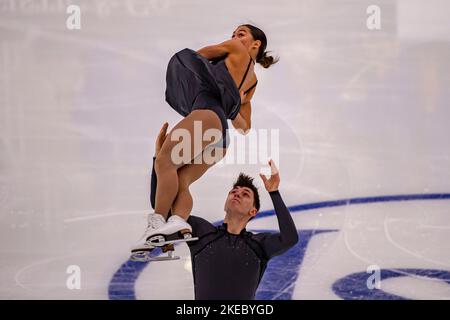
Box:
231;26;259;52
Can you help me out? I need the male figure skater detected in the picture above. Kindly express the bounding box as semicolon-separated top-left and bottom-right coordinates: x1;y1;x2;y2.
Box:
138;124;298;299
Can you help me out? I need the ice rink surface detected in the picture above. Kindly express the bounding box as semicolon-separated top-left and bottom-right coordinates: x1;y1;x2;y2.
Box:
1;0;449;299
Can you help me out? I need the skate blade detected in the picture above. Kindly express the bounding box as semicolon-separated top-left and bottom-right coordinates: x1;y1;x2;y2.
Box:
146;255;180;262
130;250;180;262
130;246;155;253
150;236;199;247
130;251;151;262
130;254;180;262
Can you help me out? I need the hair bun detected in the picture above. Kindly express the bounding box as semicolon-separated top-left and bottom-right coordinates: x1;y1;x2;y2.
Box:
258;51;279;69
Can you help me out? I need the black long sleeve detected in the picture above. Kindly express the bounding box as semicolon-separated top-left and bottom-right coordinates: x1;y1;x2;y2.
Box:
150;156;157;210
254;190;298;259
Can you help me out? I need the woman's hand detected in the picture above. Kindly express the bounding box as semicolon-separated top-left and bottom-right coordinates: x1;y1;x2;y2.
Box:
231;113;250;135
232;91;252;135
259;159;280;192
154;122;169;157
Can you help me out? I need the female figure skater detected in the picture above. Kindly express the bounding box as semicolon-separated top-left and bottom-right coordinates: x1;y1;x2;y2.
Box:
132;24;278;252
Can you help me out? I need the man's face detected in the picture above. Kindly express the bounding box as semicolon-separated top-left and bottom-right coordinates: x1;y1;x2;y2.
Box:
224;186;257;219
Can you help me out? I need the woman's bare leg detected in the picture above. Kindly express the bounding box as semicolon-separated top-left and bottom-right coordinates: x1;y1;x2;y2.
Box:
154;109;223;219
172;146;227;220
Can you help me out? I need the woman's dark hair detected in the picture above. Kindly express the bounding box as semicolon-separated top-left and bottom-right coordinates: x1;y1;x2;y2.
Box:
240;24;279;69
232;173;261;212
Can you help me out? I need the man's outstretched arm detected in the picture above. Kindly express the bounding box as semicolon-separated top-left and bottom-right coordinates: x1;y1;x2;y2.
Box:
257;160;299;259
260;190;298;258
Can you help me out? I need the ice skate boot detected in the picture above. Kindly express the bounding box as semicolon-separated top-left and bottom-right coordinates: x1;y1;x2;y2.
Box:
130;213;166;261
146;215;198;247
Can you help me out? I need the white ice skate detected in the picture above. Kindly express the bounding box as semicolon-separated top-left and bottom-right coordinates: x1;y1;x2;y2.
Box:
143;214;198;247
130;213;167;262
130;213;197;262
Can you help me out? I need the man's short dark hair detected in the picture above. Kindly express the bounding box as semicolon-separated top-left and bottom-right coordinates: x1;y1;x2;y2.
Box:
232;173;261;212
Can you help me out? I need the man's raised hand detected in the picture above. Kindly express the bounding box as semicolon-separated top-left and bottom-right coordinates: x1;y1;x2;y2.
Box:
259;159;280;192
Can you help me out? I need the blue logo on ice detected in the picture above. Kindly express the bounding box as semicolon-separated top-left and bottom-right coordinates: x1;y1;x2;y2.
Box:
109;193;450;300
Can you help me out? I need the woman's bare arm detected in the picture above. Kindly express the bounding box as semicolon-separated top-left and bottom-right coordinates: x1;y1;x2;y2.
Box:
196;39;244;60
